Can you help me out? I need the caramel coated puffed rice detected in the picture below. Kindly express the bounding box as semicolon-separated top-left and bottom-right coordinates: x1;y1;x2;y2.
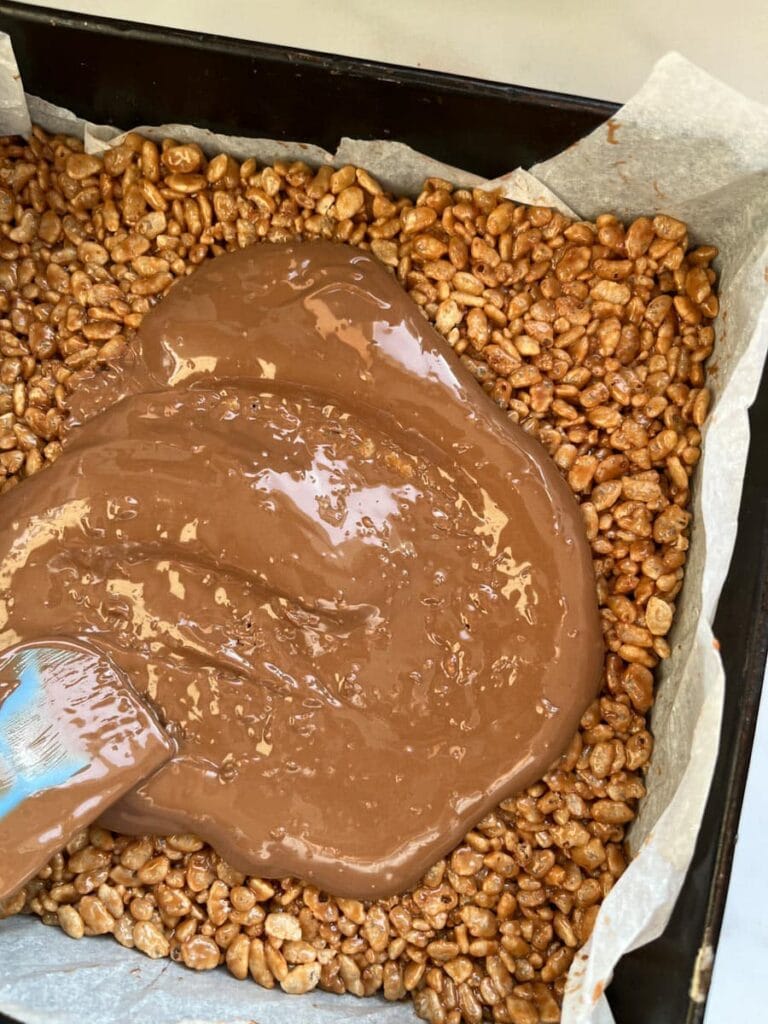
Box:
0;126;718;1024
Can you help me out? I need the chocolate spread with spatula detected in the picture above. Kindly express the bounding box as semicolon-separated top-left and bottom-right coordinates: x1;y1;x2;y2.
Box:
0;241;602;898
0;639;173;900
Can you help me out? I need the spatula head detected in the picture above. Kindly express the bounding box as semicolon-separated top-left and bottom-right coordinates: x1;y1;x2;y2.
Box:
0;638;173;901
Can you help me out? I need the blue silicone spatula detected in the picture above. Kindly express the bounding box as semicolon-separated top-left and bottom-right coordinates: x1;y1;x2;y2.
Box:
0;638;173;901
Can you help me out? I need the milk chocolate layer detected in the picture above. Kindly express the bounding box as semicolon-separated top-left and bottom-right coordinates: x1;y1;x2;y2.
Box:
0;242;602;898
0;639;173;900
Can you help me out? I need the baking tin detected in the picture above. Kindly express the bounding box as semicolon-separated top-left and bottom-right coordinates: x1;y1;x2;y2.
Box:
0;4;765;1022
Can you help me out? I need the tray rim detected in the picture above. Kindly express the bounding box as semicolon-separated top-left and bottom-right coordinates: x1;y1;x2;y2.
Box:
1;0;619;119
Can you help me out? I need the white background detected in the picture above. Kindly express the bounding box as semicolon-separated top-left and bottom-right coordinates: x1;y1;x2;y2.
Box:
18;2;768;1021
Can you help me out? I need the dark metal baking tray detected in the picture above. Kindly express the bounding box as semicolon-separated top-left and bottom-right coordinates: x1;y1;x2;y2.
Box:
0;4;765;1022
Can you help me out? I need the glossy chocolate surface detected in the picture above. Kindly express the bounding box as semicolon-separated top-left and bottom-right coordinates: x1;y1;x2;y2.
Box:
0;242;602;898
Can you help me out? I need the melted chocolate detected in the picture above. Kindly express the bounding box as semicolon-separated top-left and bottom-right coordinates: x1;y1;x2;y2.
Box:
0;241;602;898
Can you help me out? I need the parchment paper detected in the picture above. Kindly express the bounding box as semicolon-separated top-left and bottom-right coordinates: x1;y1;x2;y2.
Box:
1;33;767;1024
